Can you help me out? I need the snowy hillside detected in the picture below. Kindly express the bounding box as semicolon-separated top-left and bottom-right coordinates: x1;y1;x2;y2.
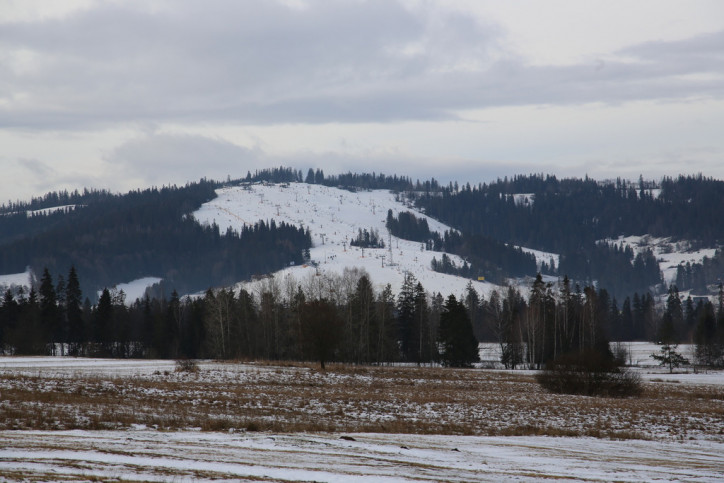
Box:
0;269;32;291
193;182;499;298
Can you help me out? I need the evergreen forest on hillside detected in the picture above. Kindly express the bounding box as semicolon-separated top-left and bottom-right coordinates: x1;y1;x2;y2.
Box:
0;179;311;298
2;169;724;304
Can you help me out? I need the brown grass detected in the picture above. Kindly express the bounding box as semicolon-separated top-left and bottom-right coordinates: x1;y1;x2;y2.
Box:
1;364;722;441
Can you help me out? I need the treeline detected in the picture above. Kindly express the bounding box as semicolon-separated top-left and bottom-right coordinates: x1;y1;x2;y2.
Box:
0;267;479;368
0;187;115;215
0;180;311;298
470;276;723;368
235;167;417;192
3;268;722;367
674;249;724;293
386;210;432;243
414;173;724;249
558;243;662;298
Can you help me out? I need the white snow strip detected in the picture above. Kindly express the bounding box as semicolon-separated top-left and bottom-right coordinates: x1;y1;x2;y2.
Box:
26;204;78;217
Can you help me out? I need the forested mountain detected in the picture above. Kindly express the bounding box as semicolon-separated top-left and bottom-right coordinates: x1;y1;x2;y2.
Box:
413;174;724;299
2;169;724;303
0;180;311;298
414;174;724;251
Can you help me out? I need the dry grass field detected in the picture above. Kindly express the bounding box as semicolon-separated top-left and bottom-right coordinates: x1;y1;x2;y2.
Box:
1;360;722;441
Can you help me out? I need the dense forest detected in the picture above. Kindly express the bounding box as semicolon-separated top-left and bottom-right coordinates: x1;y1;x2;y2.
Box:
2;267;722;368
0;180;311;299
414;174;724;248
414;173;724;299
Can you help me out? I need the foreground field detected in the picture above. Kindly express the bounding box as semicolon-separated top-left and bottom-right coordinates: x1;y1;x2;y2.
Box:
3;430;723;482
1;357;723;481
2;358;723;439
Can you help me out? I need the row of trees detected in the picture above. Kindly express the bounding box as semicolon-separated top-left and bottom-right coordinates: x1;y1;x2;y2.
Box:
5;266;722;368
0;267;480;368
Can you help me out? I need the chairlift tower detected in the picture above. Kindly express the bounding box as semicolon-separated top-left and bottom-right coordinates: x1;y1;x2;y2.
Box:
387;230;395;266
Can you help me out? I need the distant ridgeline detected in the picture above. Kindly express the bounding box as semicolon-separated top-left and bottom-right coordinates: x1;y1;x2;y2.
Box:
2;168;724;302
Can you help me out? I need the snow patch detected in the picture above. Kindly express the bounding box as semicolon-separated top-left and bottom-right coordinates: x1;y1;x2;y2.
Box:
518;246;559;270
100;277;162;304
0;269;32;290
26;204;79;217
511;193;534;207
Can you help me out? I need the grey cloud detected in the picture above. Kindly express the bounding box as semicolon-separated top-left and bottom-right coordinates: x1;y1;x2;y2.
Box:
0;1;722;129
108;133;262;185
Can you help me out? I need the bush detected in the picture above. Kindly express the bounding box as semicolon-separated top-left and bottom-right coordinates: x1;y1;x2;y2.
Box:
536;350;642;397
175;359;200;373
611;342;630;366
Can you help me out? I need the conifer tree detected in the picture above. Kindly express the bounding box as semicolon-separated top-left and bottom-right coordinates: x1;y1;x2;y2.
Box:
438;295;479;367
38;268;59;355
65;266;84;355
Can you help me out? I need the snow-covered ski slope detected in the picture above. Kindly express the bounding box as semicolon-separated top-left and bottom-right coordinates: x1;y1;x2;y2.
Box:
193;182;498;297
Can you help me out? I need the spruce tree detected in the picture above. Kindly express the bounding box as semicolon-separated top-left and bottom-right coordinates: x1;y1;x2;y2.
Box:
65;266;84;355
438;295;479;367
38;268;59;355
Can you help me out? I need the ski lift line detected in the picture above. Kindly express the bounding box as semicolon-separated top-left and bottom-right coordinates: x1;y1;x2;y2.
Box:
210;204;252;225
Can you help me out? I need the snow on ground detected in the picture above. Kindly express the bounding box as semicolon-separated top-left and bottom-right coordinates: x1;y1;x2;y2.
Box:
193;183;500;298
110;276;162;304
1;430;722;482
0;356;722;480
519;246;559;270
26;204;79;217
603;235;718;285
511;193;534;207
0;269;31;290
0;356;178;376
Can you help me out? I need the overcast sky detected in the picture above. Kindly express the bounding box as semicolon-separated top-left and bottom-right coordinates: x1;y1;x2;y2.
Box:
2;0;724;202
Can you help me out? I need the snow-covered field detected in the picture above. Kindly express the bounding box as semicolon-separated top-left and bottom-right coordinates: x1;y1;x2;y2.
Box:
0;356;722;481
2;430;723;482
193;182;500;298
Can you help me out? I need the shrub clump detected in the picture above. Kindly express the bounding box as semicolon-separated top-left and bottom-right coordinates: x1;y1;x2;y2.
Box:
536;350;642;397
175;359;200;373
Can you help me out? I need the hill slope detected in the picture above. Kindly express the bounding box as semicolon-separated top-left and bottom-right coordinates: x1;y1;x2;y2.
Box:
193;182;498;297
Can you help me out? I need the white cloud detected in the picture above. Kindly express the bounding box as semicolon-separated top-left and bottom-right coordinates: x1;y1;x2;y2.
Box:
107;133;263;185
